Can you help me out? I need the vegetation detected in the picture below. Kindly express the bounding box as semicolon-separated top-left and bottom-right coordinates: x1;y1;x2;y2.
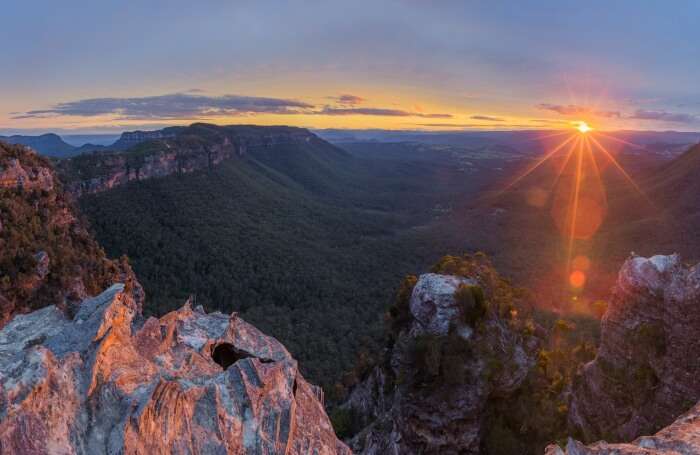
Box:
0;142;122;316
76;137;481;390
482;313;599;455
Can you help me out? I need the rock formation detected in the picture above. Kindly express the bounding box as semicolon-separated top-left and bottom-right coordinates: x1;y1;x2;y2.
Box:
343;260;540;454
568;254;700;443
546;402;700;454
0;141;143;327
0;284;349;454
58;123;321;196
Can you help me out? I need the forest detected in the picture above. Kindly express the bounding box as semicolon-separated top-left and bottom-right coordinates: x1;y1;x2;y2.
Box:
77;138;491;389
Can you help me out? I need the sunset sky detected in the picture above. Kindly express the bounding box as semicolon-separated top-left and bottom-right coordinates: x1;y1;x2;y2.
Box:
3;0;700;133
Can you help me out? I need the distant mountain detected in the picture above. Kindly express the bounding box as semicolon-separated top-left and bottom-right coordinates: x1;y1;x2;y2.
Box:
56;123;328;196
0;133;78;157
61;134;121;147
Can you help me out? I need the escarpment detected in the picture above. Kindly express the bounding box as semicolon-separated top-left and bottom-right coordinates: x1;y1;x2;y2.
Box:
0;141;143;327
57;123;322;196
0;284;349;454
547;402;700;454
568;254;700;444
342;255;541;454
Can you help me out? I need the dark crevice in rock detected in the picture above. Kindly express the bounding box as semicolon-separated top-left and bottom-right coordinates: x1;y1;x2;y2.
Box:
211;343;252;370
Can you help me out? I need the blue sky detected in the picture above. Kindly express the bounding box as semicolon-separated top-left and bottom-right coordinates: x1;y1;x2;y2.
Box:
3;0;700;133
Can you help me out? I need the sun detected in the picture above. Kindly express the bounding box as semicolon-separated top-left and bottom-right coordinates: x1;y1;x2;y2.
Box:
576;121;592;134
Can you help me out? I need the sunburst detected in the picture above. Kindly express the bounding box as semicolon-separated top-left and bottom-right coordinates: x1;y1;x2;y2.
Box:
500;120;652;300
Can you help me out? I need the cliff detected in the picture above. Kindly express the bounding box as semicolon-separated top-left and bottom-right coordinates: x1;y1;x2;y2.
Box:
0;141;143;327
57;123;321;196
568;254;700;443
342;255;541;454
0;284;349;454
547;402;700;454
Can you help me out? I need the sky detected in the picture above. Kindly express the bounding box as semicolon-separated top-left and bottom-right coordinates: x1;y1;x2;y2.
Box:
3;0;700;134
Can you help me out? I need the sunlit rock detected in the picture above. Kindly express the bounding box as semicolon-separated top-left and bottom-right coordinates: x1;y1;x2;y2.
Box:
0;285;349;454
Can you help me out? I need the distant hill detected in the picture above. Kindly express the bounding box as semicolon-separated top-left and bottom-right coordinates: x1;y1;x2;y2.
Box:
0;133;78;157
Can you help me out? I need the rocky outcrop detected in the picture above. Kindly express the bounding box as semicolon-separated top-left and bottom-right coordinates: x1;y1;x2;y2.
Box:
0;155;54;191
111;128;179;149
569;254;700;443
58;123;321;196
0;284;349;454
0;141;143;327
344;270;540;454
546;401;700;454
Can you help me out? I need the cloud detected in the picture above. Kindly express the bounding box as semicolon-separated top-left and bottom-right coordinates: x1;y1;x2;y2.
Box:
14;93;315;120
537;103;621;118
470;115;504;122
330;94;365;106
319;106;452;118
530;118;570;125
416;123;534;128
628;109;697;123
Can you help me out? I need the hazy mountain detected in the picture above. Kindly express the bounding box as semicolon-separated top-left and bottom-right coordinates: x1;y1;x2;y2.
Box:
0;133;78;157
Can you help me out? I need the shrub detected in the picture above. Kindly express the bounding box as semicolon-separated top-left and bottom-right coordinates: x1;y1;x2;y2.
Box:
454;283;487;325
636;322;666;356
413;334;444;382
330;407;363;440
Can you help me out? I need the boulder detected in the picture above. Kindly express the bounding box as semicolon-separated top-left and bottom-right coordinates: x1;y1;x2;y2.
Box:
0;284;349;454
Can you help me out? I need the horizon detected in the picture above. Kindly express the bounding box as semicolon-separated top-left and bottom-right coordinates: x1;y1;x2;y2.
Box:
3;1;700;134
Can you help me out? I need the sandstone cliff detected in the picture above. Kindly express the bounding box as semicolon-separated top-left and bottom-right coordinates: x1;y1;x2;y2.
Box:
58;123;321;196
568;254;700;443
0;284;349;454
343;256;541;454
547;402;700;454
0;141;143;327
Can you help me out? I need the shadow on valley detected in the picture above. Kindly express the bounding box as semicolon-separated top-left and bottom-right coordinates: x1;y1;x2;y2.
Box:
77;137;504;390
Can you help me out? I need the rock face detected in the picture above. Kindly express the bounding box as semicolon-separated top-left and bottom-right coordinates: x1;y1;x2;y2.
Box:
546;402;700;454
0;141;143;327
344;272;539;454
0;284;349;454
569;254;700;443
58;123;320;196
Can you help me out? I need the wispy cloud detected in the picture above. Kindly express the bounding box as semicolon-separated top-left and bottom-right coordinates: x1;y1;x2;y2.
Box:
15;92;454;121
628;109;697;123
537;102;698;124
13;93;315;120
417;123;534;128
530;118;570;125
470;115;504;122
537;103;621;118
329;94;365;106
319;107;452;118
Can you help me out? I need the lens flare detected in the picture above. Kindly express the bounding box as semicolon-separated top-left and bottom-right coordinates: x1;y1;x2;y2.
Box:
497;119;650;303
569;270;586;288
